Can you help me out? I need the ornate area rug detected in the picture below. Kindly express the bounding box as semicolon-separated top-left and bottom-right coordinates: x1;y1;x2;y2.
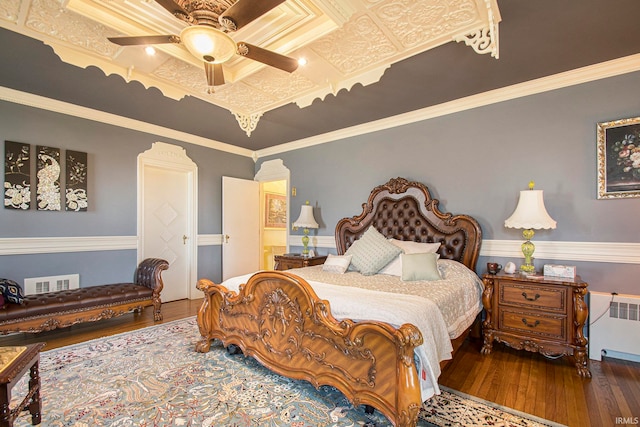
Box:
12;317;565;426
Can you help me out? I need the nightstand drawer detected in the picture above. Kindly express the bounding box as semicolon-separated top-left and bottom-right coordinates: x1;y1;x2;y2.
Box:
500;309;566;340
277;259;303;270
274;255;327;271
500;282;566;312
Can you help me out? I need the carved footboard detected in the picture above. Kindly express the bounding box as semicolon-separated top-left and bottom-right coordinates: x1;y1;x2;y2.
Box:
195;271;424;427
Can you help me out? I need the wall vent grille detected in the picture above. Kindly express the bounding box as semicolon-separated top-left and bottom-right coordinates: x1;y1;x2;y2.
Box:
609;301;639;321
590;292;640;362
24;274;79;295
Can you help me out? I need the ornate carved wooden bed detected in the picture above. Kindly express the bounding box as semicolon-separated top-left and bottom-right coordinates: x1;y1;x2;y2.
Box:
195;177;482;427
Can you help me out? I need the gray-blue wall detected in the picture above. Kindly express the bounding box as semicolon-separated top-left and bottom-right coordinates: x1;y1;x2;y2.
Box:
2;71;639;295
0;100;255;285
260;71;640;294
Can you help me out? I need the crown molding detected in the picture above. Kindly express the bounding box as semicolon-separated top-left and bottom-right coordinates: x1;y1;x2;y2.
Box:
0;86;253;158
255;53;640;158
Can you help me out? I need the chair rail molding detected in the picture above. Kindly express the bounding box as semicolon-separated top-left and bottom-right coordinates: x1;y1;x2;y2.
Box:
2;236;639;265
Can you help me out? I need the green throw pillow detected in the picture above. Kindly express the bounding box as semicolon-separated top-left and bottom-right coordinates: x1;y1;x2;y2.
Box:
401;252;442;281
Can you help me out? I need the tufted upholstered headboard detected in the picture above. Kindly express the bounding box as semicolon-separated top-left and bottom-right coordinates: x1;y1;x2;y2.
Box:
335;177;482;271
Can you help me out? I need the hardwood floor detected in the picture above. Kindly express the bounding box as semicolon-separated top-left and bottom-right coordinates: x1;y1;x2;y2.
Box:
1;298;638;426
439;337;640;427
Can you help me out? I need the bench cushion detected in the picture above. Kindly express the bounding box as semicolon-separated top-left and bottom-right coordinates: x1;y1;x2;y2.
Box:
0;283;153;322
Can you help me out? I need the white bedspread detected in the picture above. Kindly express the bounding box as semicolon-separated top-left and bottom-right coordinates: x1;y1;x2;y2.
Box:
220;261;483;401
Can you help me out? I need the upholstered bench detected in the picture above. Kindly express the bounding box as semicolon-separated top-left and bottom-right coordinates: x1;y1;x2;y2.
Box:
0;258;168;335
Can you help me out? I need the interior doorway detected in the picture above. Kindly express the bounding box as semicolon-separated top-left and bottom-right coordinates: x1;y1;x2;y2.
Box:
261;180;287;270
254;159;290;270
137;142;198;301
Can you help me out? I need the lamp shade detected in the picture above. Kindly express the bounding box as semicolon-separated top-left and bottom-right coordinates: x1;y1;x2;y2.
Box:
505;189;556;230
293;204;318;229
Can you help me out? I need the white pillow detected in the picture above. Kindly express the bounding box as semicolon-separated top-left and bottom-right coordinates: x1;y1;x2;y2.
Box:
389;239;441;254
379;239;441;276
345;227;402;276
322;254;352;274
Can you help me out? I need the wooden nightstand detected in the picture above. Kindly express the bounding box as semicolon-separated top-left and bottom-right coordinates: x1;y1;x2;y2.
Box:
274;254;327;271
481;272;591;378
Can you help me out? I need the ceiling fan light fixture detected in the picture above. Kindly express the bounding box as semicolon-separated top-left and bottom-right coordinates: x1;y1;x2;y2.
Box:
180;25;236;63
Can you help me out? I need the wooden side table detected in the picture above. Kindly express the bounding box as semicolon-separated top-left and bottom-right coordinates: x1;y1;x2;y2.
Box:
0;343;45;426
481;272;590;378
274;254;327;271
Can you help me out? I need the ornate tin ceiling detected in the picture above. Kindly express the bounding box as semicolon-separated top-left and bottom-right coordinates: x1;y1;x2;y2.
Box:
0;0;500;135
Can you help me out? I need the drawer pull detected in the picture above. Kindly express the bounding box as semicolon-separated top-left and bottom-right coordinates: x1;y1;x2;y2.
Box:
521;318;540;328
522;292;540;302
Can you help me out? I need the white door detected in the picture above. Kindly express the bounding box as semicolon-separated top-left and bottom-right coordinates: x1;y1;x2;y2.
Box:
138;142;197;302
222;176;260;280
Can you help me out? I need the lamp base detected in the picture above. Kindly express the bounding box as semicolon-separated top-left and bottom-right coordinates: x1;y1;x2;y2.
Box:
520;230;536;274
301;229;310;256
519;263;536;274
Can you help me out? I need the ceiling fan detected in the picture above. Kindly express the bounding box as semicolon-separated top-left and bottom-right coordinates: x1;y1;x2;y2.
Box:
108;0;299;92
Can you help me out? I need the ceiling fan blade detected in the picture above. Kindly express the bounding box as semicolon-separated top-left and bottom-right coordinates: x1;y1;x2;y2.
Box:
219;0;286;31
237;43;298;73
153;0;191;19
204;62;225;87
108;35;180;46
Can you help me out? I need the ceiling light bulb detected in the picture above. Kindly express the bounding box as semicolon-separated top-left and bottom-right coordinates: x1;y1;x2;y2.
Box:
298;57;307;66
145;46;156;56
191;34;214;55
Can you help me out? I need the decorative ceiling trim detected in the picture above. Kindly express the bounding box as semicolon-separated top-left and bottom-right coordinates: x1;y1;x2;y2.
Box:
234;111;263;137
295;64;390;108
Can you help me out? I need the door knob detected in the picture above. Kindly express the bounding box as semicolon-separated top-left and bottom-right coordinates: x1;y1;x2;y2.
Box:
183;235;188;245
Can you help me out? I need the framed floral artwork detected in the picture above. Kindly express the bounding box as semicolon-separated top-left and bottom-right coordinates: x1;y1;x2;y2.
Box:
66;150;88;211
597;116;640;199
265;192;286;228
4;141;31;210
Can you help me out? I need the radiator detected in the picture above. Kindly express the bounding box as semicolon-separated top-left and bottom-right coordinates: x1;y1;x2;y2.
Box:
23;274;79;295
589;291;640;362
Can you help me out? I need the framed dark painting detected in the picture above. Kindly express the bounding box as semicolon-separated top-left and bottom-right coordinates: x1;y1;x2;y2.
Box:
265;192;286;229
36;145;61;210
65;150;88;211
597;116;640;199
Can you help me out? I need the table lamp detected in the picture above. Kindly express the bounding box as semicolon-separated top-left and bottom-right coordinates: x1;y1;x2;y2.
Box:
292;201;319;256
504;181;556;273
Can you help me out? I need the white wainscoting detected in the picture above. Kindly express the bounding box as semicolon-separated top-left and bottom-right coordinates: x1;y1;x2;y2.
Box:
1;235;639;265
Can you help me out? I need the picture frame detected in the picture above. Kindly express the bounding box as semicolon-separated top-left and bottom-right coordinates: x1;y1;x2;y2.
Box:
264;192;287;228
597;116;640;199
